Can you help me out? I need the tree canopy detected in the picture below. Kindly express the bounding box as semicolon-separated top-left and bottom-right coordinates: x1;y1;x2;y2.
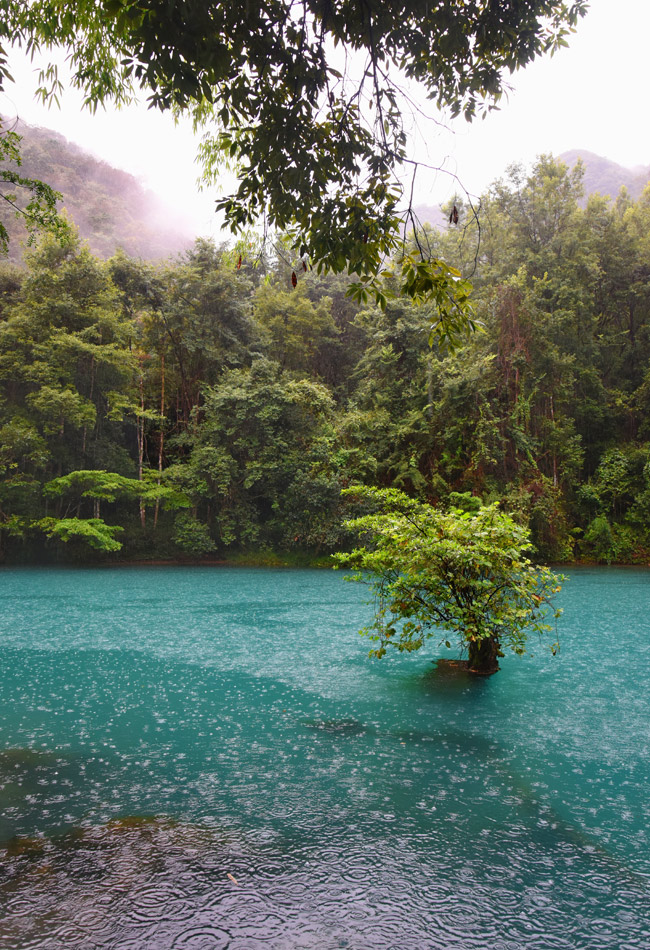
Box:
2;154;649;566
335;486;563;674
2;0;587;340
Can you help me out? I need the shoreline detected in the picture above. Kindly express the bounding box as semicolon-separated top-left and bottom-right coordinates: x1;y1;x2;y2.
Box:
1;555;649;570
0;553;336;570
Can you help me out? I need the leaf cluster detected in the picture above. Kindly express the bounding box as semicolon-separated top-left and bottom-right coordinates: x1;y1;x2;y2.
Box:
0;125;69;254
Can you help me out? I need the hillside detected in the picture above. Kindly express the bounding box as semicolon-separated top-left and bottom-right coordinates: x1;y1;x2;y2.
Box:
414;150;650;227
559;149;650;202
3;119;648;261
0;119;194;262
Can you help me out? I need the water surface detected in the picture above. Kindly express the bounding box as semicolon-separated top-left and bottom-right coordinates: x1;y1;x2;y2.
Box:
0;566;649;948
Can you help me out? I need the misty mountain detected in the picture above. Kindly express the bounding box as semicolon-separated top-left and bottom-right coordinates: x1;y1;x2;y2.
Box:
414;150;650;228
0;119;194;262
3;118;649;260
559;149;650;202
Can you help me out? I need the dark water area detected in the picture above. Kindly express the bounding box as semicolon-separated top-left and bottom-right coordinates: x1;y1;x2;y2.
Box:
0;565;648;949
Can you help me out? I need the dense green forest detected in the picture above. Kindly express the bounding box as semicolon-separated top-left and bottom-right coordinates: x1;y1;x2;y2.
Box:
1;154;649;565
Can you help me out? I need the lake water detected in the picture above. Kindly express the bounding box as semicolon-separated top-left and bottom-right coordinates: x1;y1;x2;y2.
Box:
0;566;648;949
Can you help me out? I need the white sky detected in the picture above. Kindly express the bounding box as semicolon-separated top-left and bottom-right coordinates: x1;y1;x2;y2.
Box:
1;0;648;238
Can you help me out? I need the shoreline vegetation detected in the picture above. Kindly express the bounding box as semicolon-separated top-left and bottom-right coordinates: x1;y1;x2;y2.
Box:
1;550;648;570
2;155;650;569
0;547;336;569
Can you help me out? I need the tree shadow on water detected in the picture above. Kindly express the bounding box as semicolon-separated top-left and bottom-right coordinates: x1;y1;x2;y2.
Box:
418;657;494;700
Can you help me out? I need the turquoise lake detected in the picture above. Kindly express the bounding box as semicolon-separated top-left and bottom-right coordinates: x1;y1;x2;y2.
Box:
0;565;649;949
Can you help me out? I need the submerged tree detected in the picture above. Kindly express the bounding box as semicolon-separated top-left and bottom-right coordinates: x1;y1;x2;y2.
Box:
335;486;563;674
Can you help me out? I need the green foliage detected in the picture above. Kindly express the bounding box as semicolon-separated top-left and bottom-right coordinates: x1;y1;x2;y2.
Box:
0;419;48;475
5;0;586;332
26;386;97;435
1;151;650;566
172;512;215;556
253;282;337;376
448;491;482;514
35;516;123;551
0;123;69;254
43;469;189;510
335;486;563;671
583;514;615;564
590;447;640;515
179;359;343;549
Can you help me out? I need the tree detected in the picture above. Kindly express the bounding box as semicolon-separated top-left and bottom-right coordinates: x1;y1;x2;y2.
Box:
34;468;190;553
0;229;137;478
253;279;338;377
173;358;343;549
36;515;124;552
42;468;188;518
6;0;586;340
335;486;563;675
339;297;437;492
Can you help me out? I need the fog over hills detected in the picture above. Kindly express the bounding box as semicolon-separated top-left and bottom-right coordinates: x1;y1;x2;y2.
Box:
559;149;650;202
0;119;195;262
2;118;649;258
415;150;650;228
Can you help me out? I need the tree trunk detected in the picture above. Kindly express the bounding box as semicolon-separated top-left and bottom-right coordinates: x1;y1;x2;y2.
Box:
468;635;501;675
154;350;165;530
426;353;434;420
82;356;96;456
138;371;146;529
549;393;558;489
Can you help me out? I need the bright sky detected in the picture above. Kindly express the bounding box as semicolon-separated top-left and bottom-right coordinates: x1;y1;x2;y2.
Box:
2;0;648;238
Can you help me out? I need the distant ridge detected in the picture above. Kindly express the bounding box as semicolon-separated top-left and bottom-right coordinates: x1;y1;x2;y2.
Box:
413;150;650;228
0;119;194;262
559;149;650;202
3;120;648;260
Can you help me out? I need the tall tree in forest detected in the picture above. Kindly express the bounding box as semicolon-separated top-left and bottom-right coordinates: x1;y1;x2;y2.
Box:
253;280;338;378
170;358;343;550
0;230;136;473
0;230;137;543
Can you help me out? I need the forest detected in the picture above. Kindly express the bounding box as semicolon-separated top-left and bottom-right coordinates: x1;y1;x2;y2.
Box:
0;154;649;566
